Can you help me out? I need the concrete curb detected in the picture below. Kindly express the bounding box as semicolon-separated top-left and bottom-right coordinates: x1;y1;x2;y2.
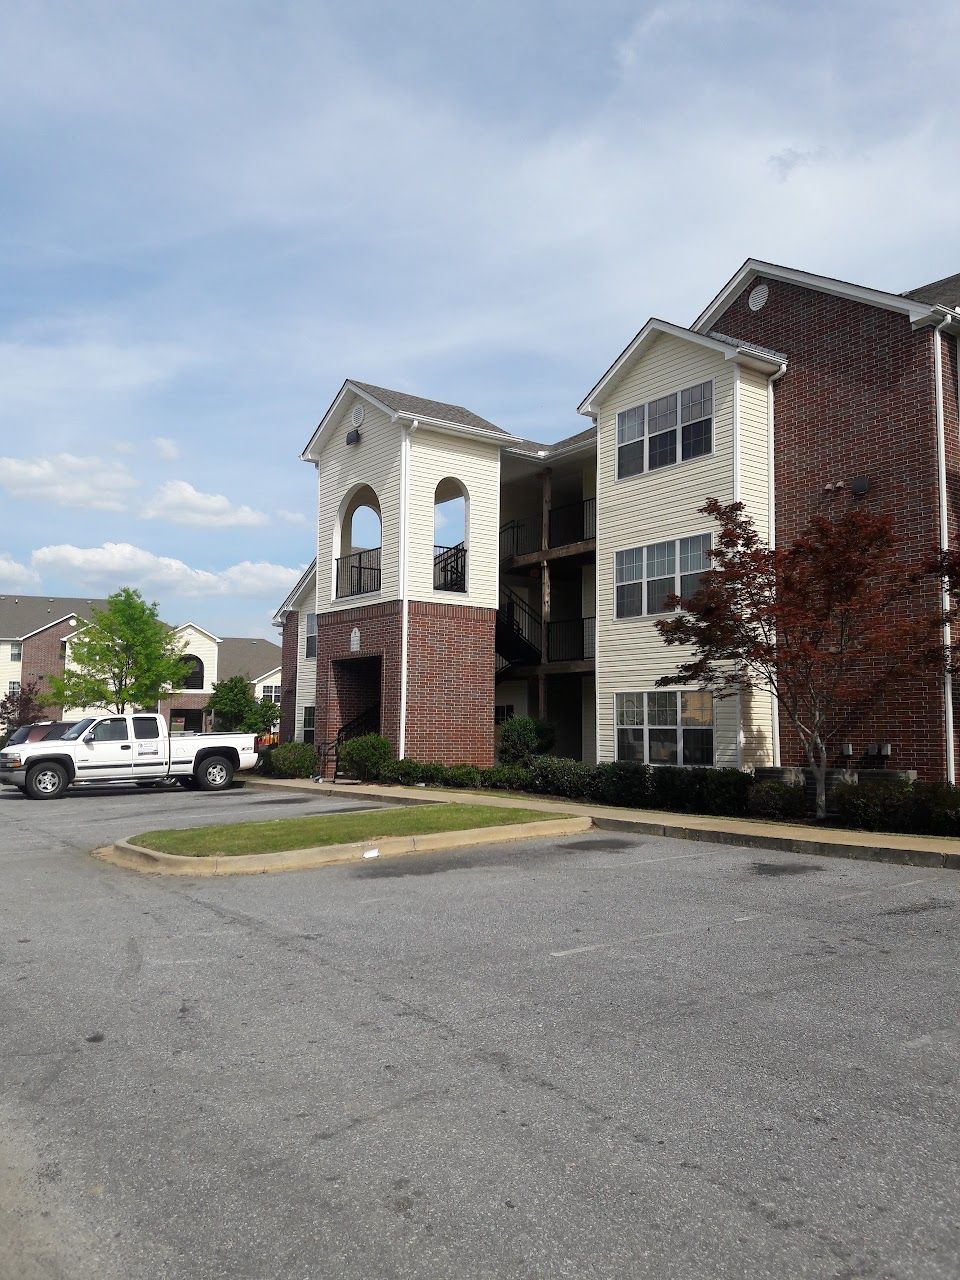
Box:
92;815;593;876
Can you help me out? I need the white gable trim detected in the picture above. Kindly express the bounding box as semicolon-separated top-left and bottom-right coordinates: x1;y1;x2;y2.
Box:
300;381;397;461
577;318;784;417
19;612;83;642
272;559;317;622
173;622;222;644
252;665;282;685
692;259;937;334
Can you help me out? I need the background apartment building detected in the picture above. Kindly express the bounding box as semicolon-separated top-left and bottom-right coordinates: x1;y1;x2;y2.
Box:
276;259;960;781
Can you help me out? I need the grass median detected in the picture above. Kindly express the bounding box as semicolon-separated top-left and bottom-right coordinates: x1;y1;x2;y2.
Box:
131;803;557;858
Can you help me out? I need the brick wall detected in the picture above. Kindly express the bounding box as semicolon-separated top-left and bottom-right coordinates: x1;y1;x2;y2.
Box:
279;612;299;742
157;692;210;727
405;601;496;767
716;278;948;778
21;618;75;717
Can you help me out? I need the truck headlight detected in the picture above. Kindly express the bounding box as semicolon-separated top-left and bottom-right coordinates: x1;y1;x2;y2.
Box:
0;753;21;768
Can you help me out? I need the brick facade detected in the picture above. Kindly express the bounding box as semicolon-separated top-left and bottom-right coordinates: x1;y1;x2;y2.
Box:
279;612;299;742
405;601;496;767
21;618;76;717
716;278;951;778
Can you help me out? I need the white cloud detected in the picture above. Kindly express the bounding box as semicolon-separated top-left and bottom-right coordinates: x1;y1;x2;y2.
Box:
0;452;138;511
143;480;268;527
153;436;180;460
0;552;40;588
277;509;309;526
31;542;301;598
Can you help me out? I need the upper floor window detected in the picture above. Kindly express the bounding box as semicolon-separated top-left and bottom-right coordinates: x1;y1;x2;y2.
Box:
434;477;468;593
615;690;714;766
615;534;711;618
336;485;382;599
305;613;317;659
10;641;21;662
262;684;281;703
182;654;204;689
616;380;713;478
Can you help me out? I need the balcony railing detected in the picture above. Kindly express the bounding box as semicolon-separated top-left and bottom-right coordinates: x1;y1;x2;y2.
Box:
335;547;381;598
499;514;541;560
546;616;596;662
434;543;467;592
548;497;596;548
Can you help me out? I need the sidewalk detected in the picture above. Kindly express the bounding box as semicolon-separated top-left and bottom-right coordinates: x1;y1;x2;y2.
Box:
244;775;960;870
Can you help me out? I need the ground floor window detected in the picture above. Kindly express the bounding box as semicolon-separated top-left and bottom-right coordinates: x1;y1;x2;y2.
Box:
494;705;514;725
615;690;713;765
302;705;315;744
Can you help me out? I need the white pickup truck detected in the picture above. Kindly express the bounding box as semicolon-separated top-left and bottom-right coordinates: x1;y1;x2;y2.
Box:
0;712;259;800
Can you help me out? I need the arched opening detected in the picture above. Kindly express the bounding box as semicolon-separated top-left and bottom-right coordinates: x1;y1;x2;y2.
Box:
433;478;467;592
182;654;204;690
336;484;382;598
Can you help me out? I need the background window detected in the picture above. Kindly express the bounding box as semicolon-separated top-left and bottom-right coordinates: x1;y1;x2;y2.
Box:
8;680;21;696
614;691;714;766
494;705;514;725
10;642;21;661
262;684;282;703
616;405;645;478
681;381;713;460
302;706;315;744
679;534;711;602
305;613;317;659
182;654;204;690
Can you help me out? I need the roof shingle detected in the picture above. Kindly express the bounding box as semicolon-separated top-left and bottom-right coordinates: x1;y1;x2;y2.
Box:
351;381;507;435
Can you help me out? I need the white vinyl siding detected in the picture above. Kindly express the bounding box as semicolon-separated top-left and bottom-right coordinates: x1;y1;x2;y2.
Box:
294;608;317;743
170;626;219;693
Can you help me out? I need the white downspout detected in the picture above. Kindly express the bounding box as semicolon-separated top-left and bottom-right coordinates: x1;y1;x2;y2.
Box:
398;420;416;759
933;319;955;783
768;364;786;768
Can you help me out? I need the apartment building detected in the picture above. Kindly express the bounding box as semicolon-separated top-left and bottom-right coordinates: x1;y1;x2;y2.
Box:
0;594;281;731
276;259;960;781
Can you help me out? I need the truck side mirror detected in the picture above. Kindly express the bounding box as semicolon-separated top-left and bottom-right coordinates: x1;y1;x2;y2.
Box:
83;732;95;744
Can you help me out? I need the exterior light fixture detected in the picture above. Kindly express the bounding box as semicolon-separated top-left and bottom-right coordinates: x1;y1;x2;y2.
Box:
867;744;879;756
841;742;853;757
880;743;891;758
346;429;361;446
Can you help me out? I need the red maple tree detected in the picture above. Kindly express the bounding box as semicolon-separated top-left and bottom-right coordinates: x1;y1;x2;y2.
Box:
655;499;945;818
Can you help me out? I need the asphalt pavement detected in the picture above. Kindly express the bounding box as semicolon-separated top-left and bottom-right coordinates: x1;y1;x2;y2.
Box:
1;782;959;1279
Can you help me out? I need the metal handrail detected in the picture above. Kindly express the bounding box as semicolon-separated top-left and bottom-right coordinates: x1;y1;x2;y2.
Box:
335;547;381;598
434;542;467;592
498;584;542;655
546;616;596;662
499;515;541;560
548;496;596;548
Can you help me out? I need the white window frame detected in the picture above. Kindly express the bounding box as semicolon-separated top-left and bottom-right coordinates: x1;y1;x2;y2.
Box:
614;533;712;619
10;641;22;662
615;377;714;481
304;613;318;659
262;685;282;704
8;680;21;697
302;705;315;744
613;689;715;767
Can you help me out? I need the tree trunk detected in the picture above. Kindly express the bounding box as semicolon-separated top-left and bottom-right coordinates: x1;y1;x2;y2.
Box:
812;755;827;820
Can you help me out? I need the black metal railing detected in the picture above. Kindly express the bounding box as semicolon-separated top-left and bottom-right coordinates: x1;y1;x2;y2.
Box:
317;703;381;778
434;542;467;592
335;547;381;598
497;584;543;655
546;616;596;662
499;514;542;560
548;496;596;549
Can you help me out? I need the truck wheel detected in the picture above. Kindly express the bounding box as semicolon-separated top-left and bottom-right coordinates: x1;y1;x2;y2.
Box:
25;762;68;800
196;756;234;792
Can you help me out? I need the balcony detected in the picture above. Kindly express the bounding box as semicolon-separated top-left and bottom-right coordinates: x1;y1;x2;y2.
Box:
500;495;596;563
547;616;596;663
434;542;467;592
335;548;381;599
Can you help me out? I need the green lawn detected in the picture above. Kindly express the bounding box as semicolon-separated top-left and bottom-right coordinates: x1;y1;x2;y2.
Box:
132;802;556;857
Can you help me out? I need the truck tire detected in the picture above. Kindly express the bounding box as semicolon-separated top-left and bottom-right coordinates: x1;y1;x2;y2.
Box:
196;755;234;792
25;762;68;800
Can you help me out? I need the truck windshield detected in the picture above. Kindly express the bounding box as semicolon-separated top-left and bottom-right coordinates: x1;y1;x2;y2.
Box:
61;718;98;740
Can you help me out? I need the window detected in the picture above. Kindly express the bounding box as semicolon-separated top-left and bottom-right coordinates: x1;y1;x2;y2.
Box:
133;716;160;739
615;534;711;618
10;642;21;662
615;691;713;765
8;680;21;697
494;705;514;725
303;706;315;744
305;613;317;659
262;685;281;703
91;717;129;742
615;380;712;478
182;655;204;689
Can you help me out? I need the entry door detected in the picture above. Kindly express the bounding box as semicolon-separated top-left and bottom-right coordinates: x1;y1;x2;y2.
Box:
74;716;134;780
131;715;167;778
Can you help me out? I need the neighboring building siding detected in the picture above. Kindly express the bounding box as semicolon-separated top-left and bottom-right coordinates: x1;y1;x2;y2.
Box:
594;332;740;764
279;613;299;741
406;427;501;609
171;626;219;694
315;394;401;612
0;639;23;705
21;618;78;717
715;277;947;779
295;610;317;742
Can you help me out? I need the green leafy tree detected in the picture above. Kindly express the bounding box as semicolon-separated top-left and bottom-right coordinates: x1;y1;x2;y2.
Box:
207;674;279;734
48;588;191;714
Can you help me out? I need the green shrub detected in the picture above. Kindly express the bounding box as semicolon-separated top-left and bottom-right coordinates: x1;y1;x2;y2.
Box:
268;742;317;779
480;764;534;792
833;777;912;832
591;761;652;807
379;758;425;785
443;764;483;790
650;766;751;817
747;778;807;821
415;761;449;786
338;734;394;782
910;780;960;836
497;716;555;765
526;755;598;799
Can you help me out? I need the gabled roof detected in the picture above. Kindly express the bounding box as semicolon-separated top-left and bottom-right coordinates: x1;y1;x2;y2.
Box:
577;318;787;417
692;258;941;334
0;594;110;640
302;379;520;459
904;272;960;309
506;423;597;460
272;559;316;622
218;636;283;683
172;621;222;644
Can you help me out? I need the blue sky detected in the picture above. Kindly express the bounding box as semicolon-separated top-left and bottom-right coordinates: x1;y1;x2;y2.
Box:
1;0;957;636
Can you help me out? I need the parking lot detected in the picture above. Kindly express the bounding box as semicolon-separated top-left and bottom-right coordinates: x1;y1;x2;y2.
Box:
2;781;959;1279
